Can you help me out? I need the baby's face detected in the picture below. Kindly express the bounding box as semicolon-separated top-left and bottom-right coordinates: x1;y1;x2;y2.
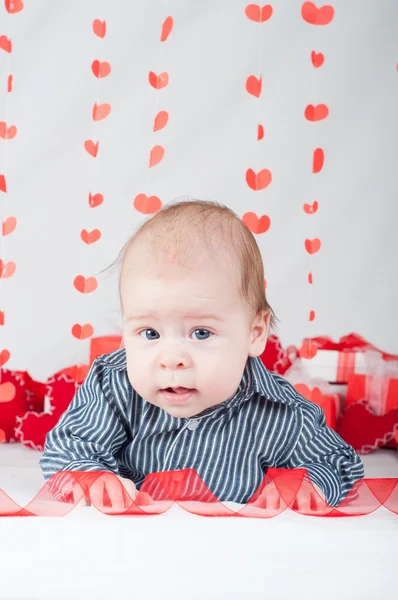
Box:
121;243;268;419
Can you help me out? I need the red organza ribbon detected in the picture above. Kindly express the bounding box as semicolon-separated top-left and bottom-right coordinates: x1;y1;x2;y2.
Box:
303;333;398;361
1;469;397;517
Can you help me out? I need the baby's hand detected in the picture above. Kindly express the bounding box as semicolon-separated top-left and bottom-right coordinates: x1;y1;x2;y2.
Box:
72;473;152;512
252;481;326;514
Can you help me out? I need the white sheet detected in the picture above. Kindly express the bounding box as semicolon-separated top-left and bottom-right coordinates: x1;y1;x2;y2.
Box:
0;444;397;600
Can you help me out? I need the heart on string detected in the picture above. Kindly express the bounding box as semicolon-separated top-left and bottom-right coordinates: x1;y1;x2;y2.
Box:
153;111;169;132
91;60;111;78
0;311;4;325
0;382;16;402
148;71;169;89
92;103;111;121
308;272;313;284
309;310;315;322
305;238;321;254
257;124;264;140
245;4;273;22
0;174;7;192
0;260;16;278
73;276;98;294
88;193;104;208
0;349;11;367
93;19;106;38
84;140;99;157
2;216;17;235
246;168;272;191
149;145;165;168
134;194;162;215
303;201;319;214
81;229;101;244
0;122;17;139
305;104;329;121
5;0;24;13
313;148;324;173
311;50;324;67
299;340;318;359
0;36;12;53
160;16;173;41
246;75;262;97
72;324;94;340
301;2;335;25
7;75;12;92
242;212;271;234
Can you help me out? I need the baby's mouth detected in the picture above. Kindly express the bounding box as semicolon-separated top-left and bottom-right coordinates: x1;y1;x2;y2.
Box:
164;387;195;395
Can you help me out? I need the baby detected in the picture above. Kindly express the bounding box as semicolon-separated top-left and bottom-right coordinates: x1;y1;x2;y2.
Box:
40;199;364;510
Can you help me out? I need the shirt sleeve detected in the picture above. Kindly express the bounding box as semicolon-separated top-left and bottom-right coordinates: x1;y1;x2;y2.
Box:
39;359;129;501
285;399;365;507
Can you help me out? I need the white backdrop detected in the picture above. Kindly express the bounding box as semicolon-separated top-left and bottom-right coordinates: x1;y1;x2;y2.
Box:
0;0;397;381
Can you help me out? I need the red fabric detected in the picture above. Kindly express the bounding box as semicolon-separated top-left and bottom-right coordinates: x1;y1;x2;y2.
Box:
0;370;45;442
0;469;397;517
337;402;398;453
259;335;298;374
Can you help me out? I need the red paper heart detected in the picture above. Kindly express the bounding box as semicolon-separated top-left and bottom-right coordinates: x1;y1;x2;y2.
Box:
0;311;4;325
311;50;324;67
149;145;165;168
88;192;103;208
72;324;94;340
0;260;16;278
309;310;315;322
305;104;329;121
245;4;273;22
0;174;7;192
0;381;15;402
81;229;101;244
134;194;162;215
313;148;324;173
0;429;5;443
5;0;24;13
160;16;173;41
0;122;17;139
153;111;169;132
308;272;313;284
92;103;111;121
301;2;334;26
0;36;12;53
257;124;264;140
73;276;98;294
93;19;106;38
303;201;319;214
0;349;11;367
91;60;111;78
242;212;271;234
305;238;321;254
84;140;98;157
7;75;12;92
148;71;169;89
2;216;17;235
246;168;272;191
299;340;318;359
246;75;262;97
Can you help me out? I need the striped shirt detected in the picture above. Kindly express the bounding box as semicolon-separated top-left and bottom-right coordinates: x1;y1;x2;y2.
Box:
40;349;364;507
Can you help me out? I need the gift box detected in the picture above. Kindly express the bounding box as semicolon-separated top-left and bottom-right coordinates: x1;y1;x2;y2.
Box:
89;335;123;365
298;333;398;384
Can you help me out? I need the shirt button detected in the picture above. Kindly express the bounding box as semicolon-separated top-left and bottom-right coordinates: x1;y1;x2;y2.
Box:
187;419;200;431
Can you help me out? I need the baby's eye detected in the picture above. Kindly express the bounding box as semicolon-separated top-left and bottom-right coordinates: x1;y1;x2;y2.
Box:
138;328;212;341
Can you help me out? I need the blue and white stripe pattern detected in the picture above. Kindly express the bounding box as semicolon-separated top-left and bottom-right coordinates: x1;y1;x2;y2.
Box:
40;349;364;506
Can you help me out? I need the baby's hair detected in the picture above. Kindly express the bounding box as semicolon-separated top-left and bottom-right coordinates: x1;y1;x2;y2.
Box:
102;198;279;333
